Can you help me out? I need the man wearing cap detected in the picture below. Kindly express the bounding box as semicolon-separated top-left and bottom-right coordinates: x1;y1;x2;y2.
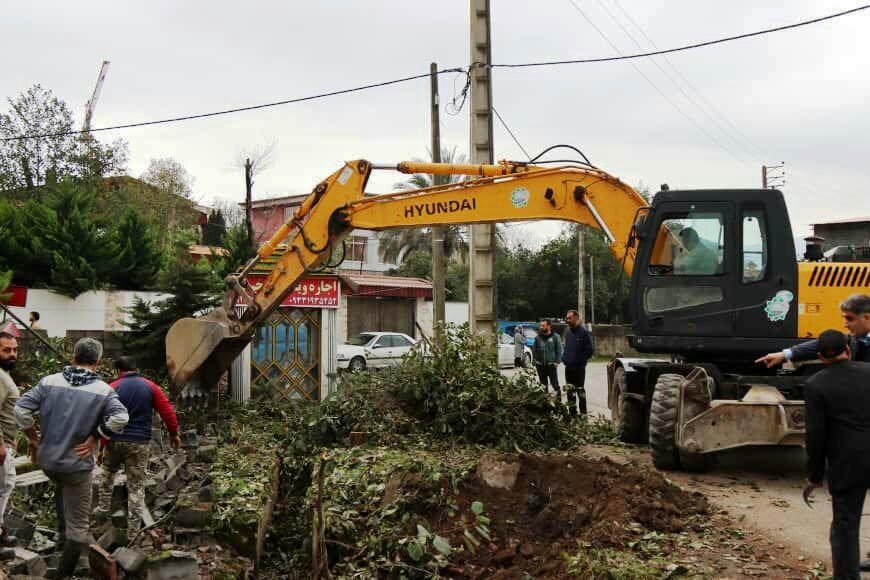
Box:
803;330;870;580
756;294;870;367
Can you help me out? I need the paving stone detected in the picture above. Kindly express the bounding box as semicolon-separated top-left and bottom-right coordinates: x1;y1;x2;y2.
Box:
144;550;198;580
172;527;214;547
197;484;215;503
112;546;147;573
97;527;127;552
165;452;186;473
179;430;199;449
173;504;212;528
164;465;189;492
7;547;47;576
194;445;216;464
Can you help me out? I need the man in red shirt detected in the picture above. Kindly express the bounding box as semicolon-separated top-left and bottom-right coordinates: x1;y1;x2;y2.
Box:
95;356;180;539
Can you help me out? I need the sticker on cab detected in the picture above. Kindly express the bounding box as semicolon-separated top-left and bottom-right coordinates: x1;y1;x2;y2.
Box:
764;290;794;322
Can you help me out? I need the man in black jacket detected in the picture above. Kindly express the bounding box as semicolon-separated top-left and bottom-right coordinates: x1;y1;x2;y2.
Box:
562;309;594;416
756;294;870;367
803;330;870;580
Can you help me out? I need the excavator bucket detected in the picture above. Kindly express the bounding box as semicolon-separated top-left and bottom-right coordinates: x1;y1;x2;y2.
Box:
165;308;250;398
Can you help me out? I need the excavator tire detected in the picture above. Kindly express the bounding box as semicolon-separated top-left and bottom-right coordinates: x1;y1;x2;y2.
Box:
648;373;683;471
612;367;644;444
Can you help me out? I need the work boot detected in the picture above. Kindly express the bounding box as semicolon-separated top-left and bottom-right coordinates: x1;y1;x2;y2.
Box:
860;559;870;572
0;525;17;546
56;539;85;579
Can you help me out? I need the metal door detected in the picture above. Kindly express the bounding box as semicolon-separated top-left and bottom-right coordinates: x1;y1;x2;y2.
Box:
250;308;321;400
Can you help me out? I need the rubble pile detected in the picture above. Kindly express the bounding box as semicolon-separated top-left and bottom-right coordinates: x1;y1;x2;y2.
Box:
4;425;254;579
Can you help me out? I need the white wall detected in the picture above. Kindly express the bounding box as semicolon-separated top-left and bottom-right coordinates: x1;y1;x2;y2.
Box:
339;230;397;273
445;301;469;327
7;289;170;338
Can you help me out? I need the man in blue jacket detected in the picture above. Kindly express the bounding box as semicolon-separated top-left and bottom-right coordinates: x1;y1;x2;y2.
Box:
15;338;128;579
562;309;594;416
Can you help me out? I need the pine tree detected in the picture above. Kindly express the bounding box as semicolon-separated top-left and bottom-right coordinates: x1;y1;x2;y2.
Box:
124;235;222;374
202;209;226;247
216;223;256;278
112;208;162;290
42;180;119;298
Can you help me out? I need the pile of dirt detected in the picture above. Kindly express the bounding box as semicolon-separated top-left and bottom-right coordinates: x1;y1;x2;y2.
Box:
440;453;708;578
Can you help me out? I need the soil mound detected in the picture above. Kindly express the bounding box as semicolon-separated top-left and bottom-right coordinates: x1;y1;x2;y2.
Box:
444;453;710;577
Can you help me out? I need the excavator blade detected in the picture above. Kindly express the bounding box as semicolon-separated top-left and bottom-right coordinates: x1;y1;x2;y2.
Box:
165;308;250;398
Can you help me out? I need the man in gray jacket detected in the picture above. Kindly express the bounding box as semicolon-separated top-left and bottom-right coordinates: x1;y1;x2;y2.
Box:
15;338;128;579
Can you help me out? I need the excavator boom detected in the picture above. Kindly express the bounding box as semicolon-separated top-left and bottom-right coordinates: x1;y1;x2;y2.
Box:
165;159;647;396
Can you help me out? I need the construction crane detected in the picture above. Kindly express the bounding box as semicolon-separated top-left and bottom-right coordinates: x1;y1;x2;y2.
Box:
82;60;110;135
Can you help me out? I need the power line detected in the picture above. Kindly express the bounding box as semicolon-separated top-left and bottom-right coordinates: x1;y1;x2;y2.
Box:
608;0;765;162
595;0;755;165
564;0;747;165
491;106;532;161
492;4;869;69
1;3;867;142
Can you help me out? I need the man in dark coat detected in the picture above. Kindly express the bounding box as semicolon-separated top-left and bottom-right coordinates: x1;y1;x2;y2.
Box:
562;309;594;415
802;330;870;579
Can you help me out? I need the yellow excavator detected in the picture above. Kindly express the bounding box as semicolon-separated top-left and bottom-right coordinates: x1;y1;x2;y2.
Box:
166;158;866;471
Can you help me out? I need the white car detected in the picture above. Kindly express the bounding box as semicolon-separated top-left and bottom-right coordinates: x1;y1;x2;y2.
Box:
337;332;417;371
497;332;533;368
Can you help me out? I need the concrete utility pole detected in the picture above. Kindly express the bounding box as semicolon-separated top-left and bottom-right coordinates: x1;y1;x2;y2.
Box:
430;62;446;325
469;0;497;338
577;225;586;322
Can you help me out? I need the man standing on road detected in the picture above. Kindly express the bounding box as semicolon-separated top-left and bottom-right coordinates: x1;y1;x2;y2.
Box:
562;309;594;416
756;294;870;367
96;356;180;540
533;319;563;395
15;338;128;579
802;330;870;580
0;333;19;546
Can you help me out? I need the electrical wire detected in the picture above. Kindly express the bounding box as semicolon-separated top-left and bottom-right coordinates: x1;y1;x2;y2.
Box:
491;3;870;69
0;4;865;141
491;105;532;160
529;144;593;166
563;0;746;165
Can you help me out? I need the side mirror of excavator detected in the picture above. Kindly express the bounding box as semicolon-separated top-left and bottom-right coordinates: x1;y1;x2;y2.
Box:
634;213;650;240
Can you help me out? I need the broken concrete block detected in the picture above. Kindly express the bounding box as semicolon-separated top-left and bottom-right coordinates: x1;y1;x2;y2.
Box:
165;452;187;473
88;543;118;580
172;527;214;547
179;430;199;449
97;527;127;552
173;503;212;528
112;546;147;573
148;456;164;473
194;445;216;464
154;495;175;512
164;466;188;492
141;504;155;528
197;484;215;503
145;550;198;580
8;547;47;576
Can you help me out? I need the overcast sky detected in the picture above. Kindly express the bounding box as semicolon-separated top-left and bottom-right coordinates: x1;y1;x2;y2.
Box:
4;0;870;245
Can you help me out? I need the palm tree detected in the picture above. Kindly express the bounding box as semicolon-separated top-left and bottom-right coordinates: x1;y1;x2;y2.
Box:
378;146;469;265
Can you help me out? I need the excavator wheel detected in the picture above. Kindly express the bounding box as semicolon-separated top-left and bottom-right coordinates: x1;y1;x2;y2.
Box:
648;373;683;470
612;366;644;444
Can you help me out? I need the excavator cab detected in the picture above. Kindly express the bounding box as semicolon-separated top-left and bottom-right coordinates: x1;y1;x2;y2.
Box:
628;188;798;358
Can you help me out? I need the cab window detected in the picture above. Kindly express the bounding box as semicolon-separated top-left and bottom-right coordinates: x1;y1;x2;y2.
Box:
649;212;725;276
742;209;767;283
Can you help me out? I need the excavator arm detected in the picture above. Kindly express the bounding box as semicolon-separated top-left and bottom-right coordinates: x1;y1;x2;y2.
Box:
165;159;647;396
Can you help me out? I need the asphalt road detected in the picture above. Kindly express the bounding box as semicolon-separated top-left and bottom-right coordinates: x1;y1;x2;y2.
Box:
504;362;869;574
